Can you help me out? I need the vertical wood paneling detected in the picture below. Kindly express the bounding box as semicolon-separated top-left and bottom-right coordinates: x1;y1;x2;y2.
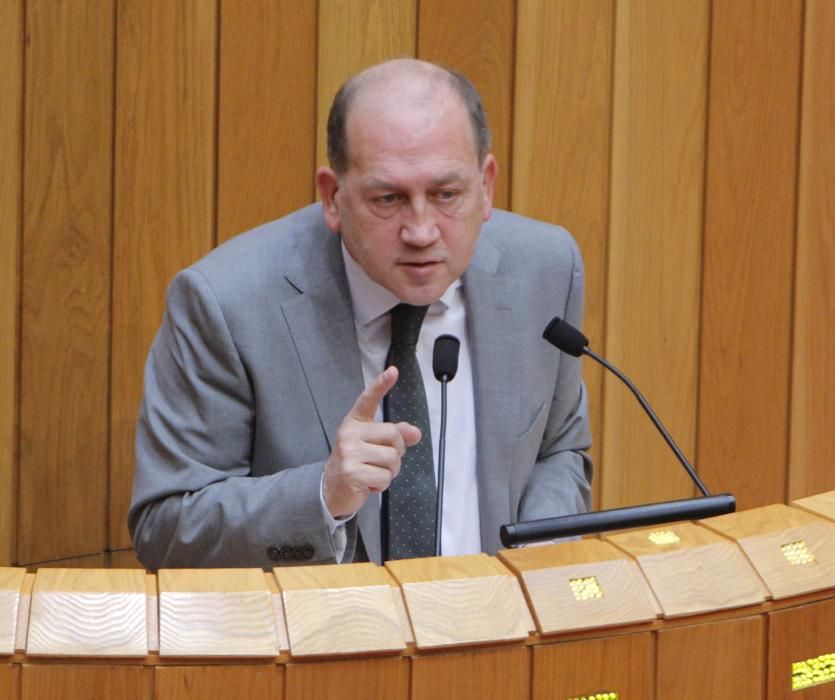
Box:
603;0;709;508
0;665;18;700
2;3;829;564
699;0;802;509
19;0;114;564
217;0;317;242
656;616;764;698
418;0;514;209
0;0;23;566
316;0;417;169
111;0;218;551
512;0;614;507
21;664;151;700
155;665;283;700
789;0;835;500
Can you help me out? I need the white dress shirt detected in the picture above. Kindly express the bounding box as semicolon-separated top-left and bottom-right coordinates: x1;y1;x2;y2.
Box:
321;242;482;560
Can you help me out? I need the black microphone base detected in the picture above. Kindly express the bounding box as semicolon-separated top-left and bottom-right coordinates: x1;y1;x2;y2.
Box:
500;494;736;547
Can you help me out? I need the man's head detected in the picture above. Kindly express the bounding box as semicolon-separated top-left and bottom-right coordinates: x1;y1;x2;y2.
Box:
316;59;497;306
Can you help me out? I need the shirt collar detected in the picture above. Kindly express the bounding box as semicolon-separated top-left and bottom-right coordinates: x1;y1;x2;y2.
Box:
341;240;460;327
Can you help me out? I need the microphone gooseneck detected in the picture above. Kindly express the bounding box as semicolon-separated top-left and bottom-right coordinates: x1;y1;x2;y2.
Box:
542;316;711;497
432;334;460;556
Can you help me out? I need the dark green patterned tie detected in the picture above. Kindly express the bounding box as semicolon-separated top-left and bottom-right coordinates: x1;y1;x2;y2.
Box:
382;303;436;560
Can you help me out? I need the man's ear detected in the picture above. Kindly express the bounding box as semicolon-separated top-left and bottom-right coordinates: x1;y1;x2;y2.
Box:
480;154;498;221
316;167;342;232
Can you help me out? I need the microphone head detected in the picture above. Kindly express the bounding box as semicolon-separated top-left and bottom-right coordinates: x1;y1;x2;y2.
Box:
433;334;461;381
543;317;589;357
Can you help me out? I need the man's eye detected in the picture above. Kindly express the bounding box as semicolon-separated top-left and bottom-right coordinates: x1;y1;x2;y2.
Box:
375;193;399;205
436;189;458;201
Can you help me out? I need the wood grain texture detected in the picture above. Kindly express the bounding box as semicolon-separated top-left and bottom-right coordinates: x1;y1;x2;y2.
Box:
512;0;614;502
737;523;835;600
28;552;105;569
411;646;529;700
282;585;404;657
108;548;146;569
703;502;824;539
0;0;22;569
521;558;657;634
698;0;803;509
385;552;509;583
275;563;405;655
286;657;408;700
607;521;772;609
387;554;529;648
789;0;835;501
111;0;217;551
26;568;147;657
316;0;417;169
768;598;835;698
158;569;277;657
21;664;152;700
154;665;283;700
14;573;34;653
794;491;835;522
635;542;768;616
146;573;158;654
19;0;114;565
217;0;316;242
275;561;392;590
0;568;26;654
657;616;765;699
704;504;835;599
604;0;709;508
499;538;633;571
532;632;653;699
418;0;513;209
401;575;529;649
606;521;731;557
0;664;18;700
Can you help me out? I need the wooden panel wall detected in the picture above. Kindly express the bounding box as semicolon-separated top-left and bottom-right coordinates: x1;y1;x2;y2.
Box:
0;0;831;567
604;0;708;507
0;0;23;567
512;0;613;505
698;0;803;510
20;0;114;564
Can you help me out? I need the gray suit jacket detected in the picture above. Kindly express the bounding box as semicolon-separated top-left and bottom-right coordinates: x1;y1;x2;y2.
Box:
129;204;592;569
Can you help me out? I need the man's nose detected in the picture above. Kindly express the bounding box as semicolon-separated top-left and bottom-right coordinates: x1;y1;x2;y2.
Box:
400;199;440;246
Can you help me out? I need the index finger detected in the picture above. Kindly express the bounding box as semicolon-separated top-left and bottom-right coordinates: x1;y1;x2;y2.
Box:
348;366;399;422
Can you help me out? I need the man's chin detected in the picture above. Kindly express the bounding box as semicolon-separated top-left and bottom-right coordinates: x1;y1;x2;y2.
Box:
395;285;446;307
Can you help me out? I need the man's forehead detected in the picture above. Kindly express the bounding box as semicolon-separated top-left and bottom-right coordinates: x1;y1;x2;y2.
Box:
358;170;472;190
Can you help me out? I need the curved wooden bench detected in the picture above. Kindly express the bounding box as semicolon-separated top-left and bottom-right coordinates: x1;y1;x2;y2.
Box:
1;491;834;699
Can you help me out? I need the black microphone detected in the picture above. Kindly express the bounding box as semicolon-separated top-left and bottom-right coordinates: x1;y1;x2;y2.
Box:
500;317;735;547
543;316;710;496
432;334;460;556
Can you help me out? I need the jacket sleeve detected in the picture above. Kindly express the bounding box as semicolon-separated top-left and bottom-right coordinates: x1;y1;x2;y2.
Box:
518;238;593;523
128;268;357;569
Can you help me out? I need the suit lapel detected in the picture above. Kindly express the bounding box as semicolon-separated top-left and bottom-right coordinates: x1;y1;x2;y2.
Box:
281;238;364;451
280;233;381;562
464;239;523;555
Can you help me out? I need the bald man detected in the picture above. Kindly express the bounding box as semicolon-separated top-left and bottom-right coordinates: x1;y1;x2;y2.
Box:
130;60;592;569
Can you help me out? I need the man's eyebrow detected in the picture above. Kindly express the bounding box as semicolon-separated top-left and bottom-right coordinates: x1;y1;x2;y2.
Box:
429;172;466;187
362;178;398;190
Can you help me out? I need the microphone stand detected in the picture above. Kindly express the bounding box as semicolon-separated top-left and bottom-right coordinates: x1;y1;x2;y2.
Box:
435;375;449;556
501;317;736;547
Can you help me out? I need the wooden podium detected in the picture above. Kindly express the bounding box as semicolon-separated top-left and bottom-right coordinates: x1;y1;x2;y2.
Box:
1;491;834;699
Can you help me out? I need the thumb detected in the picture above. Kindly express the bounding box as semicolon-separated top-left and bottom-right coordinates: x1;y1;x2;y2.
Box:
397;422;422;448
